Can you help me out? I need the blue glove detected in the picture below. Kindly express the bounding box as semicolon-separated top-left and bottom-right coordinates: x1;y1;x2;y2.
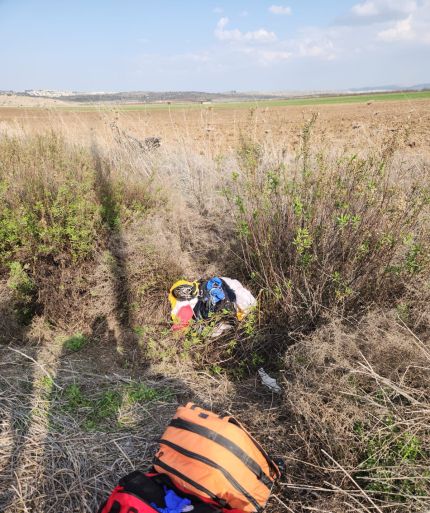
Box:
150;487;192;513
206;277;225;305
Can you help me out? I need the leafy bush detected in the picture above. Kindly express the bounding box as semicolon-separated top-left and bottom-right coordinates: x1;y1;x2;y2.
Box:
227;123;430;333
0;133;101;265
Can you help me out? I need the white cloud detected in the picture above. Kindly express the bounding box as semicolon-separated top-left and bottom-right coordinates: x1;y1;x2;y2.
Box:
375;2;430;44
372;1;430;44
352;1;378;16
352;0;417;17
378;15;414;40
259;50;292;62
298;39;336;60
214;17;277;43
269;5;292;15
340;0;417;25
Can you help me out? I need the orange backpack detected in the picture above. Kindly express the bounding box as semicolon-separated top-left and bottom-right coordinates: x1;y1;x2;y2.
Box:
153;403;281;513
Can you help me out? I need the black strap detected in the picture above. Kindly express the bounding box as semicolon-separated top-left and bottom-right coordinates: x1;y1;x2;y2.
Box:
170;418;272;487
159;439;263;513
153;457;228;507
227;417;280;479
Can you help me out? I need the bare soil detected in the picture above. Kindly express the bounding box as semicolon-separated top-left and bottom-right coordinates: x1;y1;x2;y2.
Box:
1;99;429;157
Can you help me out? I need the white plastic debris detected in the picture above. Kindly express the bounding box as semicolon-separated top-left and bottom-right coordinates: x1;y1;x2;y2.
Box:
258;368;282;394
210;322;232;338
182;506;194;512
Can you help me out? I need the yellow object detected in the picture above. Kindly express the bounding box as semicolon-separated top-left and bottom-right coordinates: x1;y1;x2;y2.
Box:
236;309;245;321
169;280;199;306
169;280;200;324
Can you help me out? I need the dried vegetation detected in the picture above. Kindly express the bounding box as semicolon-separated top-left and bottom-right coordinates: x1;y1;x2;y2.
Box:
0;108;429;512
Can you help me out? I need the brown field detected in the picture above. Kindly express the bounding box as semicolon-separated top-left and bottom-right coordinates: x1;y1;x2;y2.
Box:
1;98;430;156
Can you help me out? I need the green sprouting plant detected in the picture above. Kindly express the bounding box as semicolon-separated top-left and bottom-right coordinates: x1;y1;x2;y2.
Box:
237;136;262;174
396;302;410;323
293;196;304;216
357;240;370;258
355;416;428;500
332;271;353;301
235;195;245;214
293;228;313;267
243;307;257;336
336;212;351;229
293;228;312;254
7;261;37;324
266;169;280;192
63;384;90;411
226;339;237;355
210;364;223;376
251;352;265;368
405;242;422;274
8;261;35;299
63;333;87;352
238;220;250;238
124;382;163;403
37;375;55;398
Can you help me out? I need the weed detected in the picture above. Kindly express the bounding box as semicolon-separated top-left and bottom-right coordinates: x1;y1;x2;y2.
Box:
7;261;37;324
58;381;173;431
63;384;90;411
355;417;428;500
63;333;87;352
124;382;170;403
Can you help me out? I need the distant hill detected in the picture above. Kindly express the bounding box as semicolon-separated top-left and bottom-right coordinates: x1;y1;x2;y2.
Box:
348;83;430;93
3;84;429;105
15;90;281;104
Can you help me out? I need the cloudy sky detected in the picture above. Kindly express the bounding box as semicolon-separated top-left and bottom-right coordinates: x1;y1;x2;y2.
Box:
1;0;429;92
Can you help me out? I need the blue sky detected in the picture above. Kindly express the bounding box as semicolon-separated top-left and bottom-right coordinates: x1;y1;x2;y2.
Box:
1;0;429;92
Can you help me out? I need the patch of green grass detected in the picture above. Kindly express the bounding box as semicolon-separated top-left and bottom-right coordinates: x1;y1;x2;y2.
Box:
63;384;90;411
63;333;88;352
85;390;122;430
124;382;169;403
39;90;430;112
58;381;174;431
354;417;429;500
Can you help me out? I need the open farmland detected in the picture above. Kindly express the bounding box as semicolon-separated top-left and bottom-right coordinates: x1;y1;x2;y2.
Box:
1;95;430;513
1;94;430;157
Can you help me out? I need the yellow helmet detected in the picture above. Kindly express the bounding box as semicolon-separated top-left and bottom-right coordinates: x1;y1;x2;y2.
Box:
169;280;199;302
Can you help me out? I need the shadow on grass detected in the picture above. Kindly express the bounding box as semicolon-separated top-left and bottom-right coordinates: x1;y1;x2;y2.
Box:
0;306;37;511
92;145;149;370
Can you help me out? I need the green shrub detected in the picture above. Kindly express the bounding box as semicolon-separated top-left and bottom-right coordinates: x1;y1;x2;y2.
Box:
7;261;37;324
227;123;430;334
0;133;101;265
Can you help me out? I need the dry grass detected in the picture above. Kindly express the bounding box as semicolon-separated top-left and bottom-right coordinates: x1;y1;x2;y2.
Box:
281;311;430;512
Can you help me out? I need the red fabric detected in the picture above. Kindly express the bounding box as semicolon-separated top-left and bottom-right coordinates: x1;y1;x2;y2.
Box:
100;474;247;513
172;304;194;331
98;486;159;513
